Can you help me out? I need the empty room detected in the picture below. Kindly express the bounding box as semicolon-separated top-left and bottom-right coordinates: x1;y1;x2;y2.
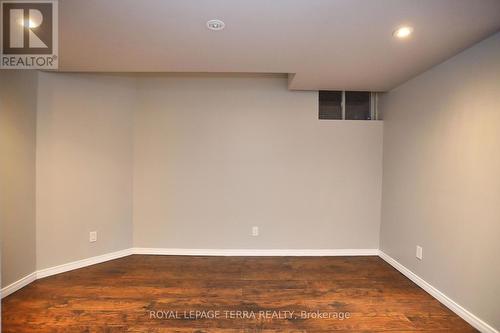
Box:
1;0;499;332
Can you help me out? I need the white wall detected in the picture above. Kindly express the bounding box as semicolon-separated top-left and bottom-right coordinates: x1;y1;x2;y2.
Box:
380;32;500;330
133;74;383;249
36;73;135;270
0;70;38;287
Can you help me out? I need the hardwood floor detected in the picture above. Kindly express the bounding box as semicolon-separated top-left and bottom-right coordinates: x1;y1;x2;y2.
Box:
2;255;477;332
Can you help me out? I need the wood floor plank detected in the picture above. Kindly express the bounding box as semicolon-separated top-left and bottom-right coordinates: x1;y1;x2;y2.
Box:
1;255;477;332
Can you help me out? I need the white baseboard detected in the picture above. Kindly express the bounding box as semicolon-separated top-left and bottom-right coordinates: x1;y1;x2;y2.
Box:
379;250;498;333
0;272;37;298
133;247;379;256
1;248;133;298
36;248;134;279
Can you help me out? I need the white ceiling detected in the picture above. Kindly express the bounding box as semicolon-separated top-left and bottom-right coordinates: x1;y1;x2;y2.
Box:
58;0;500;91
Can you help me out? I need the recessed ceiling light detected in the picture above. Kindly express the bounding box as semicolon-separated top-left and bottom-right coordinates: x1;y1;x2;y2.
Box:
207;19;225;31
393;26;413;39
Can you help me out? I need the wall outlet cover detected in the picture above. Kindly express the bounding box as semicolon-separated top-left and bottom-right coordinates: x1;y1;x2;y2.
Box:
416;245;423;260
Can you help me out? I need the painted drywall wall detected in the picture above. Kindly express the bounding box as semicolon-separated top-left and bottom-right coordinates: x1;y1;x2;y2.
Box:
18;72;381;273
379;32;500;330
133;74;383;249
0;70;38;288
36;73;135;270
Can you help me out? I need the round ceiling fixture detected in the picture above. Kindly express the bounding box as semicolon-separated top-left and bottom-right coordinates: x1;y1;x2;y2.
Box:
207;19;225;31
393;26;413;39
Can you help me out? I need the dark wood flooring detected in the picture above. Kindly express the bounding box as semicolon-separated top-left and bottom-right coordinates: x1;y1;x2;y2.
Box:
2;255;477;332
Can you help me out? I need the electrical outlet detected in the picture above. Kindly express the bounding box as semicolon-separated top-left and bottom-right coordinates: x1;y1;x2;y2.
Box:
252;226;259;236
416;245;423;260
89;231;97;243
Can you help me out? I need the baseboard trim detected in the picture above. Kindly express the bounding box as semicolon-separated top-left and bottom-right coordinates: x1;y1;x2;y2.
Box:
379;250;498;333
133;247;379;256
1;248;133;298
36;248;134;279
0;272;37;298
